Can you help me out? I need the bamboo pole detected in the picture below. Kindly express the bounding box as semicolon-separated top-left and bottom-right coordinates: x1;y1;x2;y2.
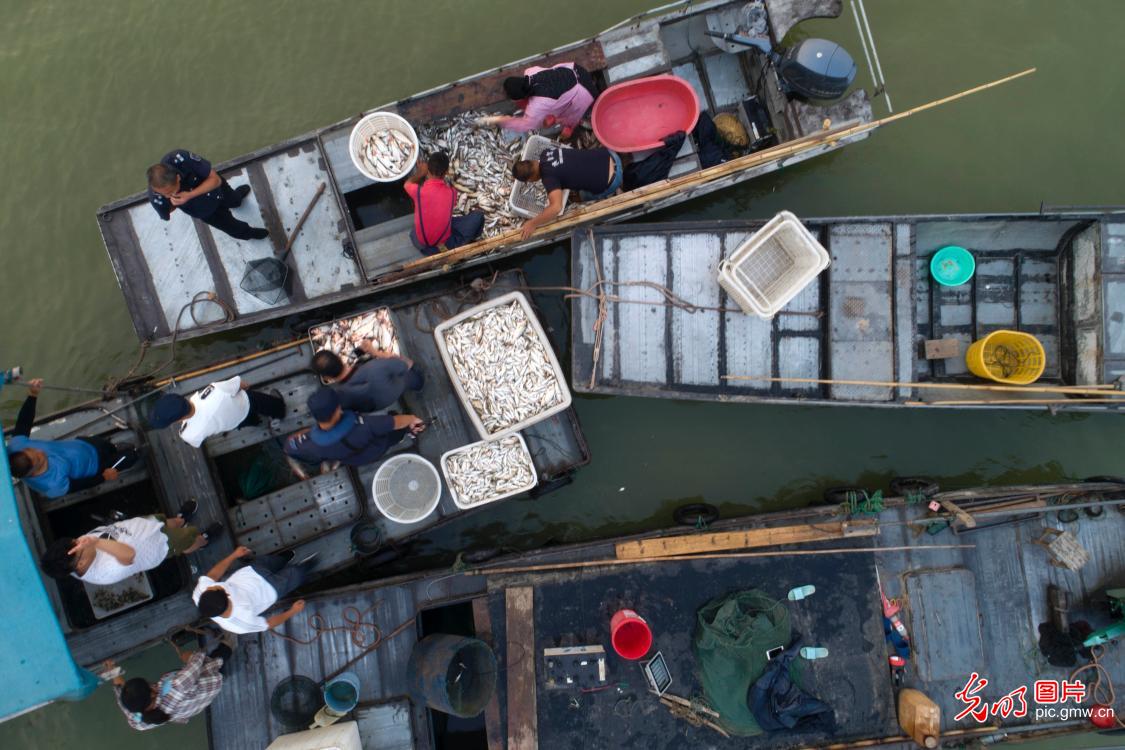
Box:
152;338;306;387
721;373;1125;398
909;398;1125;406
389;68;1036;277
470;544;974;576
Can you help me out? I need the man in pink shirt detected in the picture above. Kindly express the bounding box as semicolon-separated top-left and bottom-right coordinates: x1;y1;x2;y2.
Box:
489;62;597;139
404;152;484;255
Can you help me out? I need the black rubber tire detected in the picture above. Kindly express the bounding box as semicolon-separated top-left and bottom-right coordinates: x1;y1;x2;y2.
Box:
1057;508;1080;524
1082;476;1125;506
673;503;720;526
1084;505;1106;519
889;476;940;499
823;486;870;505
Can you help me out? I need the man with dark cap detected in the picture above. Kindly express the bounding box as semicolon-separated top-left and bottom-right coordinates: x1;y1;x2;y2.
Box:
282;388;426;480
311;340;423;413
150;376;286;449
479;62;597;139
146;149;270;241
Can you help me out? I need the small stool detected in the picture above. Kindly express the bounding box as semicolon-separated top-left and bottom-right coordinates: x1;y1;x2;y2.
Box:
1033;528;1090;571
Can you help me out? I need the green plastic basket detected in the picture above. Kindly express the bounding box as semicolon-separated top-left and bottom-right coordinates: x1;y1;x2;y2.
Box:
930;245;976;286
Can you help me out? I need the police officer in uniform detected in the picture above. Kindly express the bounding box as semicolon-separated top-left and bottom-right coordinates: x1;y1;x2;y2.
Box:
146;149;269;241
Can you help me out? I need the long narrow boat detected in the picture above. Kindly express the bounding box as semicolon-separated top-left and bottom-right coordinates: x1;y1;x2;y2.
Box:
6;270;588;667
570;212;1125;411
97;0;885;346
205;478;1125;748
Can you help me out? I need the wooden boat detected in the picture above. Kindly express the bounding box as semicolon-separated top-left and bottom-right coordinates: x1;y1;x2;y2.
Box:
206;478;1125;748
96;0;883;346
6;270;588;668
570;212;1125;411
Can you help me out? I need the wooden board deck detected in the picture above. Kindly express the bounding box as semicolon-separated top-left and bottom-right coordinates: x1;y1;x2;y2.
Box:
505;586;537;750
614;518;877;558
572;215;1119;411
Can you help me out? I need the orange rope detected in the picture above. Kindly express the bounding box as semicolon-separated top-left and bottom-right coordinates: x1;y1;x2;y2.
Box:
1070;644;1124;728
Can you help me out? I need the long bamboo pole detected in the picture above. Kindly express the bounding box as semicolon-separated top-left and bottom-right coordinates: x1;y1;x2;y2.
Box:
909;398;1125;407
152;338;305;387
470;544;974;576
721;373;1125;398
390;68;1036;277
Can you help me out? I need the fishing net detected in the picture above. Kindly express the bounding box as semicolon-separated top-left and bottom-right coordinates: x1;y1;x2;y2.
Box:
270;675;321;730
240;257;289;305
694;590;791;736
238;449;291;500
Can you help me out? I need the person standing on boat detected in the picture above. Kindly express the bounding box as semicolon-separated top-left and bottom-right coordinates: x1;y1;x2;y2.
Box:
282;388;426;479
311;342;424;412
513;146;622;239
38;504;221;585
109;637;233;731
146;149;270;241
148;376;286;448
404;151;484;256
5;378;140;498
194;545;315;634
481;62;597;140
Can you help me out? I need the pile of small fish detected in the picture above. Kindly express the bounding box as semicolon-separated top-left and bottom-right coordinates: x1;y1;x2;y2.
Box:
360;128;417;180
442;300;565;434
417;112;524;238
310;307;399;367
92;586;149;613
443;435;536;506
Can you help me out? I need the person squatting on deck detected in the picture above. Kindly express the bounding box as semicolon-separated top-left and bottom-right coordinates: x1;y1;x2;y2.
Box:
312;342;424;412
6;378;139;498
283;388;427;479
514;146;622;239
405;151;485;256
194;545;315;634
149;376;286;448
482;62;597;140
146;149;270;241
109;635;233;731
39;503;221;585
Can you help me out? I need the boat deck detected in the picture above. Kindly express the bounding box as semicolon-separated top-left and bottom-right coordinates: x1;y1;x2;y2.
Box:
97;0;872;345
207;482;1125;749
571;215;1123;409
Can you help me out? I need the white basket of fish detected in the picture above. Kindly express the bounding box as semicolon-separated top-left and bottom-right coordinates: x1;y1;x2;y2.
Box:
508;135;570;219
309;307;401;377
84;572;154;620
434;291;572;440
349;111;419;182
441;434;538;509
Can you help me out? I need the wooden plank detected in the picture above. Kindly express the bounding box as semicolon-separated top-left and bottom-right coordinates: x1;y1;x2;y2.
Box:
614;519;878;559
473;597;504;750
505;586;537;750
924;338;961;359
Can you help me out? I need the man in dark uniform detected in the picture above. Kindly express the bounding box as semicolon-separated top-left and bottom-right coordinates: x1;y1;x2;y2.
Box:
146;149;269;241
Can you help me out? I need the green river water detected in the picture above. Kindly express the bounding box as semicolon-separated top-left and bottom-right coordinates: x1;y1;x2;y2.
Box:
2;1;1123;747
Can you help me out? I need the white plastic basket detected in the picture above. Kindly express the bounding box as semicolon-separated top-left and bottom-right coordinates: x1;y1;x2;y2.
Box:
717;211;830;319
434;291;572;441
348;111;419;183
508;135;570;219
371;454;441;524
440;433;538;510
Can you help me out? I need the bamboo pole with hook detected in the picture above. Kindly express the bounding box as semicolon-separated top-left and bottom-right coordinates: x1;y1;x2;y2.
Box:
721;373;1125;398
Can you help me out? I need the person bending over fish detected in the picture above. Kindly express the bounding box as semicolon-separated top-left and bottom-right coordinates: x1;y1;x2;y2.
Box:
39;503;221;585
146;149;270;241
312;342;424;413
149;376;287;448
513;146;622;239
404;151;485;255
6;378;140;498
480;62;597;140
283;388;427;479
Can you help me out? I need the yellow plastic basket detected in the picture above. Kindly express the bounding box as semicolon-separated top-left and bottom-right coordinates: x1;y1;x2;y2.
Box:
965;330;1046;385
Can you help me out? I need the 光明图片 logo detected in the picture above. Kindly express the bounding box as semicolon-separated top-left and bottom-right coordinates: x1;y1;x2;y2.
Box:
954;673;1116;723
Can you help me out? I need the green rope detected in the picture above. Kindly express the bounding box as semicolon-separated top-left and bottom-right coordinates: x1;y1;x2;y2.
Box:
842;489;884;516
451;552;469;573
903;491;928;505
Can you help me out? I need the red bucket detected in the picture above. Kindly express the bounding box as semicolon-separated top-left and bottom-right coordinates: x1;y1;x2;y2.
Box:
610;609;652;660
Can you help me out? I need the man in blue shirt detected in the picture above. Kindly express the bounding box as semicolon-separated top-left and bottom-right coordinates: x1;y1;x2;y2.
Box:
282;389;425;479
6;379;139;498
146;149;269;241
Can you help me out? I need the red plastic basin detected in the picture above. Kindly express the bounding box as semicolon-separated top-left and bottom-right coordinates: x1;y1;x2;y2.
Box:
592;74;700;153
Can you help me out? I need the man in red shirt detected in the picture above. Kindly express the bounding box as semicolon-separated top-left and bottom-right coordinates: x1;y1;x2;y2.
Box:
404;152;484;256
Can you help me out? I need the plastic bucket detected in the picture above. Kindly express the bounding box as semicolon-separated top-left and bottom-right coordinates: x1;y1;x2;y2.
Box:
610;609;652;660
930;246;975;286
323;671;360;713
965;329;1046;385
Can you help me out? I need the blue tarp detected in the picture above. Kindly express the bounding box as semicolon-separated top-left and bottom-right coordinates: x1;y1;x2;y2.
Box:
0;413;97;721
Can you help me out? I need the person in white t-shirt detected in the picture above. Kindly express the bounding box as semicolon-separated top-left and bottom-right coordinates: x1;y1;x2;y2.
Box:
149;376;286;448
193;545;316;634
39;507;222;585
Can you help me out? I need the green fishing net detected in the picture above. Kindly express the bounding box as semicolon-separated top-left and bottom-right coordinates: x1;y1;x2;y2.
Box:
694;590;791;736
